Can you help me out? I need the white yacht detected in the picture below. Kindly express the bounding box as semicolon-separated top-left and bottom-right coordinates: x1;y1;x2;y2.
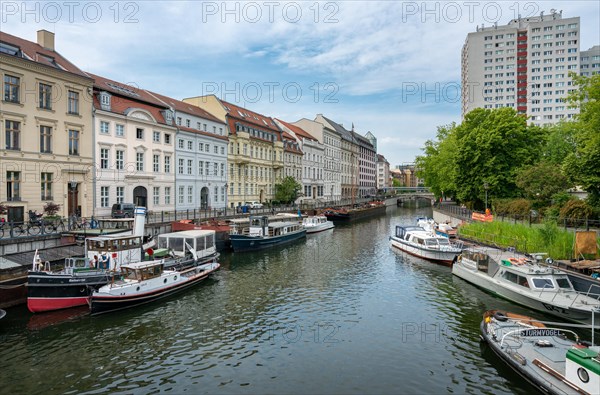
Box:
302;215;334;234
453;247;600;324
389;225;463;266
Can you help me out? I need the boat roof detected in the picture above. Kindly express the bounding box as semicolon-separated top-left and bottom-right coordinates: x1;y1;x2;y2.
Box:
157;229;215;238
397;225;425;232
86;234;139;242
121;260;165;270
267;221;300;229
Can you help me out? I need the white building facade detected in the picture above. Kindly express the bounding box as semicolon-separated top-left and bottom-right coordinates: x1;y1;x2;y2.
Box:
461;10;582;126
91;73;176;216
148;92;228;211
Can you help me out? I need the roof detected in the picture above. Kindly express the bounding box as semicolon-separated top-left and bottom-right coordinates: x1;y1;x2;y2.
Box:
217;99;282;140
178;125;229;142
146;90;224;125
0;31;91;80
275;118;317;141
282;131;303;154
89;73;171;125
157;229;215;238
321;115;355;142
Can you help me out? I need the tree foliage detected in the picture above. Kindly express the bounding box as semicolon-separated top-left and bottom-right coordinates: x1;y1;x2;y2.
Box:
274;176;301;204
515;161;571;204
563;73;600;207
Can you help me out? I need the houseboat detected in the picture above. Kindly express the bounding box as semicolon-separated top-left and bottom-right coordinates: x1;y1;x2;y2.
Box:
302;215;334;234
229;216;306;252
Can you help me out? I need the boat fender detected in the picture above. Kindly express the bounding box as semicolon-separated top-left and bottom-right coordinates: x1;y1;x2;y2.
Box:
494;312;508;322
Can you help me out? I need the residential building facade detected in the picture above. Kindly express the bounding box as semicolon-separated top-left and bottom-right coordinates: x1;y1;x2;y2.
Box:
282;131;303;185
461;10;582;126
274;119;325;204
580;45;600;77
183;95;284;208
0;30;94;222
377;154;390;190
354;132;377;197
148;91;228;210
90;73;176;216
294;117;342;202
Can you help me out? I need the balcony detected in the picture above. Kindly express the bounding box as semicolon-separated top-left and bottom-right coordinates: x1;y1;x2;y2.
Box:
517;82;527;88
517;97;527;103
517;59;527;65
6;196;22;202
517;44;527;50
517;106;527;112
517;67;527;73
517;35;527;41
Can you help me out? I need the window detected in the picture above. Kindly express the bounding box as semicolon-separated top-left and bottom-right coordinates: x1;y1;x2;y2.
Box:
116;124;124;137
68;90;79;114
100;121;109;134
187;141;193;150
4;75;20;102
199;143;204;152
532;278;554;289
178;158;184;174
100;148;109;169
153;187;160;205
6;171;20;201
69;130;79;155
39;83;52;109
136;152;144;171
177;117;182;126
186;119;190;127
187;186;193;203
5;120;20;150
214;162;218;176
164;134;171;144
221;147;225;155
178;186;184;204
214;146;218;154
40;125;52;153
116;186;124;204
214;186;218;202
164;156;171;173
199;161;204;176
187;159;193;175
100;186;109;208
41;172;52;200
203;124;207;131
153;131;160;142
116;150;124;170
178;139;184;149
153;154;160;172
220;163;225;177
136;128;144;139
164;187;171;204
206;144;210;152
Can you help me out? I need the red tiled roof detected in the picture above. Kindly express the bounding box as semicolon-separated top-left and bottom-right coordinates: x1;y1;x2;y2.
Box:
275;118;317;141
89;74;170;125
87;72;167;108
219;99;281;133
0;31;90;79
146;91;224;125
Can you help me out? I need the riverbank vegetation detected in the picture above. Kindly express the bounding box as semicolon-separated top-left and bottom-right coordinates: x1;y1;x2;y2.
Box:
416;74;600;220
458;221;575;260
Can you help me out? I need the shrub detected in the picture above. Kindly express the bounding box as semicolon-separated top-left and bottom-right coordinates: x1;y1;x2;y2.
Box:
43;202;61;216
507;199;532;217
0;204;7;215
559;199;592;220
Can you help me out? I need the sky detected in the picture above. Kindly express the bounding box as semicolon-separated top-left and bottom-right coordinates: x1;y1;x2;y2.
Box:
2;1;599;166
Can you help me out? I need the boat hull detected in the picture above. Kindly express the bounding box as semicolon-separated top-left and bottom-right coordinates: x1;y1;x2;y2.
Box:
90;263;219;315
230;230;306;252
0;276;28;308
390;237;460;265
305;222;335;234
453;263;597;324
323;205;386;222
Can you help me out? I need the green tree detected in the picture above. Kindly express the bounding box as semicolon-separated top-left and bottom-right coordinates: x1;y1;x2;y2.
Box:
542;122;577;165
563;74;600;207
515;161;571;205
391;178;403;187
274;176;301;204
453;108;544;207
415;123;458;199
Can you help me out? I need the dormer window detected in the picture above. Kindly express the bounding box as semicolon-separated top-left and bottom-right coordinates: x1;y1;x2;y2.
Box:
99;91;111;111
162;109;174;125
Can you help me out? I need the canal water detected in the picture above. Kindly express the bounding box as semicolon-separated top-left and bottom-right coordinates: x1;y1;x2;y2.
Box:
1;206;566;394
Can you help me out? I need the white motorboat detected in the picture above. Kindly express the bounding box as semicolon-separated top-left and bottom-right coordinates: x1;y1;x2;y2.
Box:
481;309;600;395
90;259;220;315
453;247;600;324
302;215;334;234
389;225;463;266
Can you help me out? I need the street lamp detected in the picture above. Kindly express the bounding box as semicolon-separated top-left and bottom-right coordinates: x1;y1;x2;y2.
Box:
224;183;228;216
484;182;489;211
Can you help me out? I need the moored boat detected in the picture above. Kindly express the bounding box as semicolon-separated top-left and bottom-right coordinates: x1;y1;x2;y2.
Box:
27;207;219;313
389;225;463;265
480;309;600;395
323;201;386;222
453;247;600;324
302;215;334;234
90;259;220;315
229;215;306;252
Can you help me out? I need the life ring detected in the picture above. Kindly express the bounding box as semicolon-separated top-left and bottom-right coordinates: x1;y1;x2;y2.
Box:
508;258;526;265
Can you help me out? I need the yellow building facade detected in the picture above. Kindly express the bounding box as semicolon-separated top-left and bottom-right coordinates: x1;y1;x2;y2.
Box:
0;30;93;222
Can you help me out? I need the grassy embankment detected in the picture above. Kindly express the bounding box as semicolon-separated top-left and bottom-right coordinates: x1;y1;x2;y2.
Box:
458;221;576;260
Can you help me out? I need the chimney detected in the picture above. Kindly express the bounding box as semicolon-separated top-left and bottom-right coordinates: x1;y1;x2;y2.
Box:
37;30;55;51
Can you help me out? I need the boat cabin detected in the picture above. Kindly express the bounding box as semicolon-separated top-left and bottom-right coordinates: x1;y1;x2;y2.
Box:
303;216;328;226
85;235;143;270
121;261;165;282
395;225;453;249
156;230;216;260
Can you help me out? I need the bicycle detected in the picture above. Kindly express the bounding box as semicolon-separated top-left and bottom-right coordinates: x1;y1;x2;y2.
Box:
43;218;66;234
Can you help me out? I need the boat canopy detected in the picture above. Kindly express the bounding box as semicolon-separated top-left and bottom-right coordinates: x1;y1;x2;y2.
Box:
157;230;216;258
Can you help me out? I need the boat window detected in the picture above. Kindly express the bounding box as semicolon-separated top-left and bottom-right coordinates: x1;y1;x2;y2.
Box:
396;227;405;238
518;276;530;288
425;239;437;246
124;268;137;280
158;237;168;249
532;278;554;289
438;238;450;245
206;236;214;249
502;271;518;284
170;237;184;252
556;278;572;289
